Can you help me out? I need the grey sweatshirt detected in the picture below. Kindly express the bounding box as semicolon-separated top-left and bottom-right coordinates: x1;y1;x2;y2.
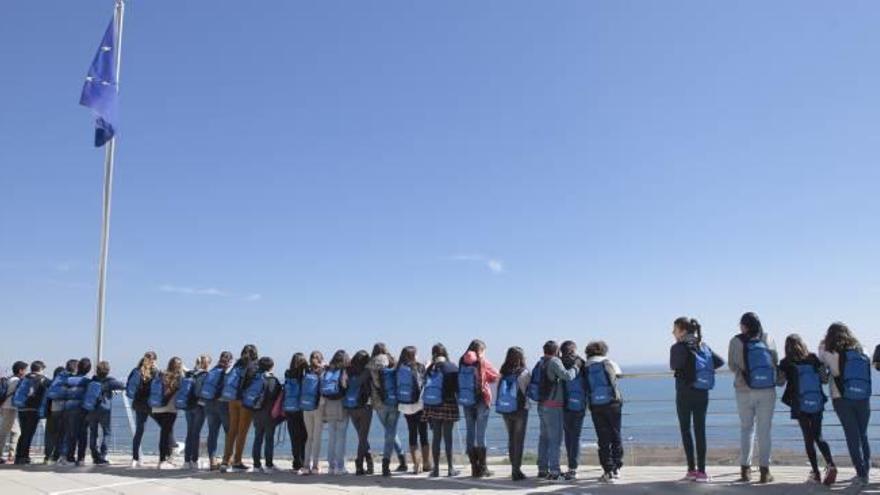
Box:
727;332;778;391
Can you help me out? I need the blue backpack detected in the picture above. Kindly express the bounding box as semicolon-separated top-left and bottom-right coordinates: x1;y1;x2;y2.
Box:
422;368;444;406
82;380;106;412
300;372;320;411
586;362;614;407
796;364;824;414
47;373;68;401
0;377;8;400
198;367;225;401
396;365;421;404
320;369;343;400
148;374;166;408
743;339;775;389
220;366;244;401
457;364;478;407
564;367;587;412
343;372;367;409
12;377;35;409
64;376;88;410
527;361;544;402
380;368;398;407
125;368;143;400
174;375;197;410
495;373;522;414
840;350;872;400
283;377;302;412
242;372;267;409
692;344;716;391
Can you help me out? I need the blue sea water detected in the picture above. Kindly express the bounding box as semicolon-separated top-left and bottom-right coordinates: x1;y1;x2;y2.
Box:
103;371;879;460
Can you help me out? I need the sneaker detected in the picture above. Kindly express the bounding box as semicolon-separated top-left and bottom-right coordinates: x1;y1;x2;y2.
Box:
823;466;837;486
599;472;616;484
447;467;460;477
541;473;560;482
231;464;251;473
219;464;230;473
44;458;55;466
612;469;621;479
806;471;821;484
684;470;698;481
94;459;110;466
537;470;549;479
563;470;578;481
311;465;321;475
291;467;302;475
695;471;710;483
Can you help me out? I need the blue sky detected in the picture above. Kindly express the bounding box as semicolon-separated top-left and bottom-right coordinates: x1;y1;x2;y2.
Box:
2;1;880;372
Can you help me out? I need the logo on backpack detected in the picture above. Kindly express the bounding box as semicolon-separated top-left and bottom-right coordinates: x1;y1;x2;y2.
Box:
840;351;872;401
422;369;444;406
743;338;775;389
692;344;716;391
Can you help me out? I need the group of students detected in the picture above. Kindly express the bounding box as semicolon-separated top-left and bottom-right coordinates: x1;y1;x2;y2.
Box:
0;313;876;487
671;312;876;488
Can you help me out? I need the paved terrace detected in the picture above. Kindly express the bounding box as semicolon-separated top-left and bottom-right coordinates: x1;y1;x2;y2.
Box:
0;460;877;495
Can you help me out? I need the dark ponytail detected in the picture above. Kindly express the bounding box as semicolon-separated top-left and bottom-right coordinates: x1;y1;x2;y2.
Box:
740;312;763;339
674;316;702;343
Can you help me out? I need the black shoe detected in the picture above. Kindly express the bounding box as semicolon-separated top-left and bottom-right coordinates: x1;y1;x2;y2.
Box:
477;447;492;477
512;470;526;481
430;465;440;478
538;470;549;478
355;457;366;476
365;454;375;475
542;473;560;482
395;454;407;473
382;458;391;477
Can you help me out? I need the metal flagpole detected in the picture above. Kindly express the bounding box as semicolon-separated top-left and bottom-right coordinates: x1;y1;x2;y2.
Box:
95;0;126;364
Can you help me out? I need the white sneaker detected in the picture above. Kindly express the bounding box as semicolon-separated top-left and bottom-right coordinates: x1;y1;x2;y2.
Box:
337;467;349;475
599;472;616;484
130;460;143;469
158;461;178;470
57;459;69;467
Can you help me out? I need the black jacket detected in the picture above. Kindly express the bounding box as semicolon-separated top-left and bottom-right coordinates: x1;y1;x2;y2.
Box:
19;373;50;411
670;338;725;392
778;354;828;417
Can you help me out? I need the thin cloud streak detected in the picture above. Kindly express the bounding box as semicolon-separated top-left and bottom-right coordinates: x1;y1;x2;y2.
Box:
446;254;505;275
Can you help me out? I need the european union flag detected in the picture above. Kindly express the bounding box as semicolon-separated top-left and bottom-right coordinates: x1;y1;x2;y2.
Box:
80;16;119;147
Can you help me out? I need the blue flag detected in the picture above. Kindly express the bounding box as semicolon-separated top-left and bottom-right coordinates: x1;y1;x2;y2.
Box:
80;16;119;147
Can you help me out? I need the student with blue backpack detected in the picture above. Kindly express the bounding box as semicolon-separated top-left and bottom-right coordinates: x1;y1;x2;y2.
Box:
300;350;326;474
368;343;407;476
819;322;872;488
249;356;282;474
533;340;579;482
496;346;530;481
322;350;350;474
458;339;499;478
728;312;778;483
585;341;624;484
202;350;231;471
83;361;124;466
560;341;587;481
283;352;309;474
13;361;49;465
397;346;430;474
345;350;374;475
62;358;92;467
127;351;158;468
182;354;211;470
778;334;837;485
221;344;259;473
422;343;460;477
151;357;184;469
670;317;724;483
44;364;72;465
0;360;27;465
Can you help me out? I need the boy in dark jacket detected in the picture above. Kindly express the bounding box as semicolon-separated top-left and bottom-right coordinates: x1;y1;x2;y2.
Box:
86;361;125;465
250;357;281;473
14;361;49;464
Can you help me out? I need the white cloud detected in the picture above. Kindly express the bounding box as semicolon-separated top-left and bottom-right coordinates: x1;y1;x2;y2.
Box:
159;285;229;297
243;293;262;302
446;254;505;275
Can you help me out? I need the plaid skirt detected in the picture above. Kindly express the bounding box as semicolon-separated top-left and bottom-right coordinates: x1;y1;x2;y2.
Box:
422;402;460;423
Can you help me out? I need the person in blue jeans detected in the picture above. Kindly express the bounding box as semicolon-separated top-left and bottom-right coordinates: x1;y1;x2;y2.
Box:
204;351;232;471
184;354;211;470
459;339;499;478
819;322;872;488
368;343;406;476
128;351;159;469
62;358;92;466
535;340;578;481
560;340;586;480
86;361;125;465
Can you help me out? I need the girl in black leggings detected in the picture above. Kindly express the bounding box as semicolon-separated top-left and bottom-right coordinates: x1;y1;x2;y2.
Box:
284;353;309;473
670;317;724;483
397;346;430;474
347;351;374;475
779;334;836;485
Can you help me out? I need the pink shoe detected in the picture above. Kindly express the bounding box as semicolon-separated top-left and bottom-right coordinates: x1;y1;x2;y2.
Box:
695;471;711;483
685;470;698;481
